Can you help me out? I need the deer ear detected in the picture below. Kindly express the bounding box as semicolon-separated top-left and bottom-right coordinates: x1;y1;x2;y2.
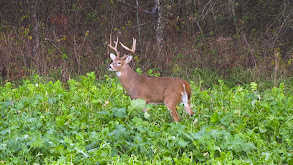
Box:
110;53;116;60
125;55;133;64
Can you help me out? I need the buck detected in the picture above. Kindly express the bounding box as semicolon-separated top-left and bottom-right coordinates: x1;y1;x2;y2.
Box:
107;37;195;121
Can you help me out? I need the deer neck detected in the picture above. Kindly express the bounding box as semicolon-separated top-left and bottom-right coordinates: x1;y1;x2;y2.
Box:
116;65;141;93
117;64;139;80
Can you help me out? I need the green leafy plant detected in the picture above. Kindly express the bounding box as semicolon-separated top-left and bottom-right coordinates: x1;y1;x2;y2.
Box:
0;73;292;164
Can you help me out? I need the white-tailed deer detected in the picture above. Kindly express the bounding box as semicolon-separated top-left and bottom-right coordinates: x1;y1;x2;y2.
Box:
107;37;195;121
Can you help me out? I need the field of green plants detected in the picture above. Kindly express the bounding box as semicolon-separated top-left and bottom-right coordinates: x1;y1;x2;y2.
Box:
0;72;293;164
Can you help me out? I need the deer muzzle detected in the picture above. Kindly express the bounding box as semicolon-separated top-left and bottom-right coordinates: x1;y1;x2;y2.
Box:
107;64;115;71
107;65;112;70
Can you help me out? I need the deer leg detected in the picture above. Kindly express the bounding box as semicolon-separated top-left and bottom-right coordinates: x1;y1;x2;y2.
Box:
164;100;180;122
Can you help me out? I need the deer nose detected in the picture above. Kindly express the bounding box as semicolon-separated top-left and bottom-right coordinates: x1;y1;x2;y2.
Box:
107;65;111;69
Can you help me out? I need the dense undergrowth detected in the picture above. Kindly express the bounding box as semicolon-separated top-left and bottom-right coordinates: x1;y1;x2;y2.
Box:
0;72;293;164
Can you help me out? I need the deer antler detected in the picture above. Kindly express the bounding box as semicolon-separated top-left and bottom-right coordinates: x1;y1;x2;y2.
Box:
108;35;120;57
120;38;136;54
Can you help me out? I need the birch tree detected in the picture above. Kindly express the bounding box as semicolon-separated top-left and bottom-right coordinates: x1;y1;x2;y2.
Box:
154;0;165;53
30;0;41;74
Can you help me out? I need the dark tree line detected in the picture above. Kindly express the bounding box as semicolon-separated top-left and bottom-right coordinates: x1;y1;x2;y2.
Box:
0;0;293;82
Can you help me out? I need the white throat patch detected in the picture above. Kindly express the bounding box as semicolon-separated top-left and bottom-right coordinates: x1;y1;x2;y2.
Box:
116;72;122;77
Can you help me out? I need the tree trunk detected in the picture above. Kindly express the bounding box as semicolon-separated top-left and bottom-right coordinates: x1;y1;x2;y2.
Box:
229;0;238;36
155;0;165;53
30;0;41;74
136;0;142;53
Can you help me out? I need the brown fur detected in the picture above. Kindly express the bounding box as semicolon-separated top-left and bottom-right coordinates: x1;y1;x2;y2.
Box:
109;55;195;121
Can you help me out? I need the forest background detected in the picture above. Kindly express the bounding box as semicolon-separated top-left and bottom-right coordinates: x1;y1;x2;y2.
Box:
1;1;293;164
1;0;293;87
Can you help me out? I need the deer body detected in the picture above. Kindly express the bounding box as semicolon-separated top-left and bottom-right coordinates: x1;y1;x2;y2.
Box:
107;37;195;121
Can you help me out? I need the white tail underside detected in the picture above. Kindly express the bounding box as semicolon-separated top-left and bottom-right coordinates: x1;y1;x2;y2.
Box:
181;84;188;106
181;84;194;116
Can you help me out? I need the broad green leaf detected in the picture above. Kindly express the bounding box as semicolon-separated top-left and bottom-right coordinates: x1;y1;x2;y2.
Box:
15;101;24;110
112;107;126;118
48;97;57;104
55;115;66;126
55;145;66;155
30;137;45;148
27;117;37;123
128;99;146;115
259;125;267;133
11;157;20;164
178;140;189;148
0;129;10;136
0;143;7;150
109;124;129;140
211;112;219;123
144;111;151;119
0;101;10;110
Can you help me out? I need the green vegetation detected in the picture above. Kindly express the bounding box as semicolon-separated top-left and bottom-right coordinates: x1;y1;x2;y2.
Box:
0;72;293;164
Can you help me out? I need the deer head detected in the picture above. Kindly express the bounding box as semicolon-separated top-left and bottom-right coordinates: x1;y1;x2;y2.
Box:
107;37;136;74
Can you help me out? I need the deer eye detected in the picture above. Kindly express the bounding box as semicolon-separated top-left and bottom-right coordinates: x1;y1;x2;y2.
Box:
117;61;122;65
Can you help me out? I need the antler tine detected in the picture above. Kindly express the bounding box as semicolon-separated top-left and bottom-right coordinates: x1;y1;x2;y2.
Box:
120;38;136;54
108;36;120;57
